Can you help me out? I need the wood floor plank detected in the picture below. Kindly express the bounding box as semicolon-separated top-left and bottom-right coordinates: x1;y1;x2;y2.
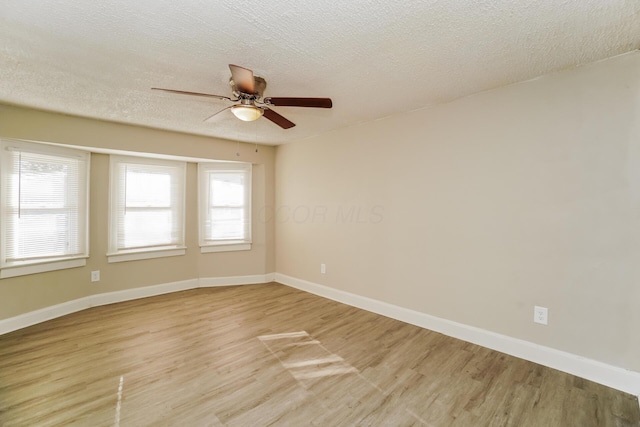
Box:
0;283;638;426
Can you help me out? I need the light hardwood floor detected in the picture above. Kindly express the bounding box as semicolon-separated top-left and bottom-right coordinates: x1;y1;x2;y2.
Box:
0;283;638;426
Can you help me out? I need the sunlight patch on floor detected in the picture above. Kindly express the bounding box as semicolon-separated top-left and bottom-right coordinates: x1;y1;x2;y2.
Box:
258;331;358;386
114;375;124;427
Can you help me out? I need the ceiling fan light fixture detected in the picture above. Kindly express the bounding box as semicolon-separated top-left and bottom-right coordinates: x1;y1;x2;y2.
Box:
231;105;263;122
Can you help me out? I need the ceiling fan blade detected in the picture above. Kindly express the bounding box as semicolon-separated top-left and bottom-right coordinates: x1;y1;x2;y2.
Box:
151;87;232;101
229;64;255;93
265;97;333;108
203;106;232;122
262;107;295;129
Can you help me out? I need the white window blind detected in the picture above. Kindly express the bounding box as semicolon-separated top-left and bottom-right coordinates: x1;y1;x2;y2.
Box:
0;140;89;272
198;162;251;248
109;156;185;256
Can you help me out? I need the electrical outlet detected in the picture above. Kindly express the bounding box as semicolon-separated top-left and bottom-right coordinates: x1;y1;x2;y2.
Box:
534;306;548;325
91;270;100;282
320;263;326;274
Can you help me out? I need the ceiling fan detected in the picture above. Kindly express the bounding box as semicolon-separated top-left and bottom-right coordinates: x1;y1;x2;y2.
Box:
152;64;332;129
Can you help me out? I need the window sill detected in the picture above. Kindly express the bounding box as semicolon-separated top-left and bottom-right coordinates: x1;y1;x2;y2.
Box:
107;247;186;263
1;257;87;279
200;243;251;253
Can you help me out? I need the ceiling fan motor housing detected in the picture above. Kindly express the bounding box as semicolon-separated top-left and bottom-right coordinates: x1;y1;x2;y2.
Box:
230;76;267;99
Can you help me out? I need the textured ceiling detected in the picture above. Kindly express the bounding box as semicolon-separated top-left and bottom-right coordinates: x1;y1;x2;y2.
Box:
1;1;639;145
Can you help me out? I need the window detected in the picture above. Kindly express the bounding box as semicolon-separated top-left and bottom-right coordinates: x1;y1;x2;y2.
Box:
108;156;186;262
0;139;90;278
198;162;251;252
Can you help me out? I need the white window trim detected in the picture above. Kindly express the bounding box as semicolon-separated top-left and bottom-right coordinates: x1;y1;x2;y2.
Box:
0;258;87;279
198;161;252;253
200;243;251;254
107;247;186;263
108;155;186;261
0;139;90;278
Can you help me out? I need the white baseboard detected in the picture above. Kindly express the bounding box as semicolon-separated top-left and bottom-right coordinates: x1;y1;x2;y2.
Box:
0;295;92;336
274;273;640;397
199;272;275;287
0;274;274;336
90;279;198;307
0;279;199;336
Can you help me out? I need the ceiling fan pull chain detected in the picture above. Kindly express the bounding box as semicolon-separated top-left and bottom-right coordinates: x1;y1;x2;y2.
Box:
255;121;259;153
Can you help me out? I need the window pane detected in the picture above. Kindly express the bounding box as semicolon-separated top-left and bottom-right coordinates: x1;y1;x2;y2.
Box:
1;141;88;267
20;161;69;209
209;207;244;240
211;172;244;206
122;210;173;248
110;156;185;253
126;170;171;208
198;163;251;246
11;211;77;259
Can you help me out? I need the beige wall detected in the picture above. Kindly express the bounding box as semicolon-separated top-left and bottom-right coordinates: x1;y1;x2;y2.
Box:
275;52;640;373
0;105;275;319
